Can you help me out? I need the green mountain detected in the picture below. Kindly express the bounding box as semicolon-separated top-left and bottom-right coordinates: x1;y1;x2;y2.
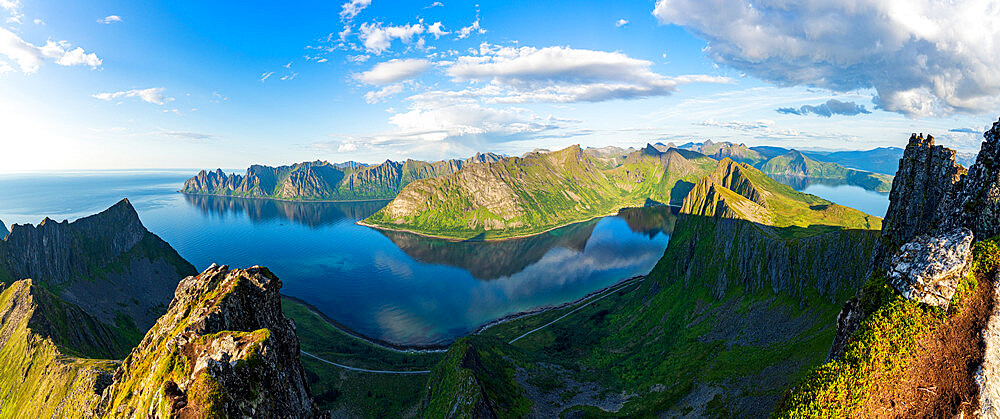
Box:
363;144;716;240
182;153;504;201
0;199;196;353
760;150;894;192
411;158;881;416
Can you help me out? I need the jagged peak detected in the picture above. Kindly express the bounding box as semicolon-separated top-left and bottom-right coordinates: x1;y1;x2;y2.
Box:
710;158;768;207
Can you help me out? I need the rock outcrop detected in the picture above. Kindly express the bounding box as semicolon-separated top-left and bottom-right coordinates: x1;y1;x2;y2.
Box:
99;264;319;417
939;120;1000;240
879;134;964;261
0;199;196;346
0;219;7;240
888;228;973;307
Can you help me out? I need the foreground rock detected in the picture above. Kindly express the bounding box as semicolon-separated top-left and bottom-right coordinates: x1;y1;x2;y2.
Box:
976;272;1000;417
888;228;973;307
99;264;319;417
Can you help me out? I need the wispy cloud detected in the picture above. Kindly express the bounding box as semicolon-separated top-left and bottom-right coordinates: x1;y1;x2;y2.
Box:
339;0;371;22
776;99;872;117
615;18;628;27
259;71;274;82
355;58;430;84
162;131;215;140
92;87;172;105
98;15;122;24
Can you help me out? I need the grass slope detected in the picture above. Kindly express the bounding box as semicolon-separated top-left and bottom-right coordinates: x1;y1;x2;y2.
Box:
364;145;716;240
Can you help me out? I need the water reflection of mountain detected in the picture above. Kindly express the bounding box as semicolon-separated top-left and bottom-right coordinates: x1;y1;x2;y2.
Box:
378;219;600;280
182;194;388;228
616;206;678;238
766;174;859;191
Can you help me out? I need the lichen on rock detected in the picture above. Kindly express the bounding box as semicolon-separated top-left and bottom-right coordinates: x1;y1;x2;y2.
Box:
888;228;973;308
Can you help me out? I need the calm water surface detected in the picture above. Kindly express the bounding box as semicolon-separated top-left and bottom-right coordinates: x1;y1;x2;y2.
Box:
0;171;674;346
768;174;891;217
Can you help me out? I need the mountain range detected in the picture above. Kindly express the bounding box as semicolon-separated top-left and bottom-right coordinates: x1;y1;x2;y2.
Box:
181;153;503;201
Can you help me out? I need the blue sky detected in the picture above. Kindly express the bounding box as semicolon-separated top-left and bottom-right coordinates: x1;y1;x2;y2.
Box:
1;0;998;171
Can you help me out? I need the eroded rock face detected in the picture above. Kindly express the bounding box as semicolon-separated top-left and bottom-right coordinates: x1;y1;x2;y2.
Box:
880;134;963;263
976;272;1000;417
99;264;318;418
888;228;973;308
939;118;1000;241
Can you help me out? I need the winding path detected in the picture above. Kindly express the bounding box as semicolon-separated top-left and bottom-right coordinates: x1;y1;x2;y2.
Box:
508;277;644;344
300;350;431;374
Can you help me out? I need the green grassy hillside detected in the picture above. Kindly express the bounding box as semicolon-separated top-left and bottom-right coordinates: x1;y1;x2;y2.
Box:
760;150;893;192
363;144;716;240
413;159;883;416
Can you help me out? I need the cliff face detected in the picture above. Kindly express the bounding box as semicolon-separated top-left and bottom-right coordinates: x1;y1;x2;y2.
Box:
880;133;963;257
939;120;1000;240
99;264;318;417
0;199;196;343
0;219;7;240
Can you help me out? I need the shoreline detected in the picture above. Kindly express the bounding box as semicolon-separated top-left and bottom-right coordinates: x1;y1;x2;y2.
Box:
178;191;394;204
357;210;625;242
283;274;645;354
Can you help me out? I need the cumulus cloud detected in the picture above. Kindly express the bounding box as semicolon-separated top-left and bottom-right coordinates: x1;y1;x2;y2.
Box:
0;28;101;73
339;0;371;22
446;44;730;103
615;18;628;27
359;21;425;54
98;15;122;24
776;99;872;117
92;87;172;105
355;58;431;84
426;1;444;8
427;21;449;39
653;0;1000;118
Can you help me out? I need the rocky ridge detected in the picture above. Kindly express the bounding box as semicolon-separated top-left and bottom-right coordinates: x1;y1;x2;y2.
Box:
0;219;7;240
99;264;318;417
0;199;196;344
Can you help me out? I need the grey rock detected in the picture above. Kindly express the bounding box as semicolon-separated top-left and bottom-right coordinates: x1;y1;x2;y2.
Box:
878;133;963;266
0;219;6;240
888;228;973;308
976;271;1000;418
939;117;1000;241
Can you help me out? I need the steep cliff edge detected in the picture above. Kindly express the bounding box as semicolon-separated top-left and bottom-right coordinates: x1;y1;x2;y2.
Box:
777;120;1000;417
0;265;321;417
99;264;318;417
0;199;196;350
0;220;7;240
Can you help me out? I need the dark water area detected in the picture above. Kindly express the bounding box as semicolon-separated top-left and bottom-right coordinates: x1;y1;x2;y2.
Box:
0;171;675;346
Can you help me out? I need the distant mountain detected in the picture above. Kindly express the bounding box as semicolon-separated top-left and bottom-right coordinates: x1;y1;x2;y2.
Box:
363;144;716;240
333;161;368;170
0;199;196;349
800;147;903;175
182;153;505;202
761;150;894;192
678;140;768;165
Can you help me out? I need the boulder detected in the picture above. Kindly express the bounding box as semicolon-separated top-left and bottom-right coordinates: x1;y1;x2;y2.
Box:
888;228;974;307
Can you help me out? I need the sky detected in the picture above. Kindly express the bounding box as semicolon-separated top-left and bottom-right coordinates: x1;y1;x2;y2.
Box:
1;0;999;171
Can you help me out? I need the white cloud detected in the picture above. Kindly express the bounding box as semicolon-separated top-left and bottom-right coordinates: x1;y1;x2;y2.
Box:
359;21;426;54
427;21;449;39
0;61;12;75
32;18;43;25
0;28;101;73
259;71;274;81
615;19;628;27
92;87;172;105
455;18;485;39
364;83;406;103
355;58;431;84
1;0;22;24
162;131;215;140
338;141;358;152
98;15;122;24
426;1;444;8
653;0;1000;118
340;0;371;22
446;44;730;102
